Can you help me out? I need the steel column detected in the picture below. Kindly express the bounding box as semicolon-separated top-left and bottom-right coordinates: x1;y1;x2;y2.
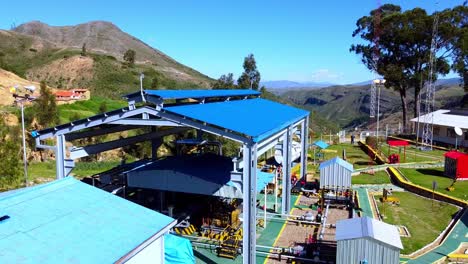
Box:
299;118;309;181
281;127;292;215
55;134;66;179
242;143;257;264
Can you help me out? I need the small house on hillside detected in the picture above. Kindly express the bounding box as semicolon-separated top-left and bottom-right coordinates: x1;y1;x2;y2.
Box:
0;177;194;263
410;109;468;147
72;88;90;99
54;90;81;101
336;217;403;264
319;157;353;190
444;151;468;181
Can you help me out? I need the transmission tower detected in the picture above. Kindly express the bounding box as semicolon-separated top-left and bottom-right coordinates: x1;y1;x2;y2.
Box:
370;1;382;119
421;13;439;150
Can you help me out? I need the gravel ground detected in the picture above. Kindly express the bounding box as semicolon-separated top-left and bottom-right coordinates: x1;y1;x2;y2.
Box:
265;196;349;263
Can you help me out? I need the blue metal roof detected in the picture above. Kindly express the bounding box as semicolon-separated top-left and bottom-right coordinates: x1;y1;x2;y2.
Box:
166;98;309;142
143;89;260;100
319;157;354;171
312;140;329;149
0;177;175;264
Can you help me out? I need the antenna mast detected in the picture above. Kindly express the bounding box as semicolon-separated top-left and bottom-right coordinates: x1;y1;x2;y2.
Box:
421;10;439;150
370;1;382;119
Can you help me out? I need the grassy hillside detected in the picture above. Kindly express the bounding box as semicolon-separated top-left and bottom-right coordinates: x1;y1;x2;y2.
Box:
283;84;466;129
13;21;213;86
262;90;339;133
0;29;212;99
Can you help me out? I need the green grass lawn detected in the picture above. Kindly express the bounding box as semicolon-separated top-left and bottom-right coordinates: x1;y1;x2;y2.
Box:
315;143;376;169
28;160;121;184
400;168;468;201
375;192;459;254
379;144;445;163
57;96;127;123
352;170;391;184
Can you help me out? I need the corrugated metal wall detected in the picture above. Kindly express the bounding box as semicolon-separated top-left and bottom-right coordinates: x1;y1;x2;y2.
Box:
337;237;400;264
320;163;352;190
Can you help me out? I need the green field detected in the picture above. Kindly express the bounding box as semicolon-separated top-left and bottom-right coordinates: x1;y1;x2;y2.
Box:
379;144;445;163
400;168;468;201
375;192;459;254
352;170;391;184
315;143;376;169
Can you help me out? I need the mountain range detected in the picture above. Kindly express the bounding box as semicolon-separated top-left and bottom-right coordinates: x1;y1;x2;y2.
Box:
262;78;462;90
0;21;213;98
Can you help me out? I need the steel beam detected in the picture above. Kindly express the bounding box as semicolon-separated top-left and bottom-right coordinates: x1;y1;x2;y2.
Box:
281;127;292;215
69;127;188;160
242;143;257;264
158;110;249;144
65;125;139;141
55;134;66;179
108;119;180;127
36;107;152;140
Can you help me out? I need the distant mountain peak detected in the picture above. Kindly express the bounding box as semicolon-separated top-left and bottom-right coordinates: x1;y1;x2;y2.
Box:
9;20;212;86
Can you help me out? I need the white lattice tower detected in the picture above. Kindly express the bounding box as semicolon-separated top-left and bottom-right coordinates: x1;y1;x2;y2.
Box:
370;78;377;118
421;13;439;149
370;1;381;119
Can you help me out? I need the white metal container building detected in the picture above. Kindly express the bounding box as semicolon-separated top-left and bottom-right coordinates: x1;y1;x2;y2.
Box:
319;157;353;190
336;217;403;264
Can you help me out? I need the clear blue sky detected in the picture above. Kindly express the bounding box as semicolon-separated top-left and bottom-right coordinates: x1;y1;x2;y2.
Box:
1;0;462;84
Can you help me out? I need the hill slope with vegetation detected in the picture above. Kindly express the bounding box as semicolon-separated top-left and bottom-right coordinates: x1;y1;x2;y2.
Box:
283;84;466;129
0;21;213;99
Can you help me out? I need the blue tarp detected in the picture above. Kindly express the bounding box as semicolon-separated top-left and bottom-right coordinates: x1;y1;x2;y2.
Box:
166;98;309;142
311;140;329;149
256;170;275;192
143;89;260;100
165;234;195;264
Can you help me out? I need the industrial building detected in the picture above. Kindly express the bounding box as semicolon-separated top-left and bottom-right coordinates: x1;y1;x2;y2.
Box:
31;89;310;264
0;177;195;263
336;217;403;264
410;109;468;147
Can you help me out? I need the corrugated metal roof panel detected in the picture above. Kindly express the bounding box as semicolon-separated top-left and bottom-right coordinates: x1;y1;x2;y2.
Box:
142;89;260;100
0;177;175;263
312;140;329;149
165;98;308;142
336;217;403;249
319;157;353;171
410;109;468;129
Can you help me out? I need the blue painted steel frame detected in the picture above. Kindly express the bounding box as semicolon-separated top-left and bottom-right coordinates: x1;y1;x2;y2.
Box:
34;93;310;264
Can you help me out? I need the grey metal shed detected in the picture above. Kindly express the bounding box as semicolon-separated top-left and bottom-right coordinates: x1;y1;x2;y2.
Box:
319;157;353;190
336;217;403;264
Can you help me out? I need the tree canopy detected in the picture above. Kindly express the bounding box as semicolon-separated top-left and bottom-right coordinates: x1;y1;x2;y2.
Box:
35;81;59;128
438;4;468;91
350;4;465;130
212;73;236;89
237;54;261;90
0;116;21;190
123;49;136;67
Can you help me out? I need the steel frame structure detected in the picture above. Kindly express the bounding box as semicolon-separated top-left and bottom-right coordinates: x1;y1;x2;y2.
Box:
33;92;309;264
